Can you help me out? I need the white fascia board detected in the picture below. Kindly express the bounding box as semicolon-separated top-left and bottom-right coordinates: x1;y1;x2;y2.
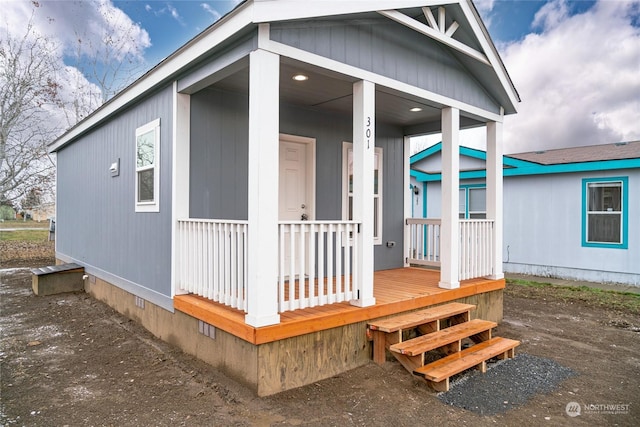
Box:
251;0;454;23
262;38;503;122
49;2;254;153
459;0;520;111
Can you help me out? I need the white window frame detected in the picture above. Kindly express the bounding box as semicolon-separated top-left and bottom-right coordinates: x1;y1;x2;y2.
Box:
135;118;160;212
342;142;383;245
583;177;626;248
458;185;486;219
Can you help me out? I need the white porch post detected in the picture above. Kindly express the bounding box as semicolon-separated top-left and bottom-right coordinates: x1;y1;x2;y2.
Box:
403;136;411;268
486;120;504;279
439;107;460;289
351;80;376;307
245;49;280;327
171;82;190;297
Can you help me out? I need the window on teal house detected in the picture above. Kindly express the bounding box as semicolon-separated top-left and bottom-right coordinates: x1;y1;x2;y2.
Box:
459;185;486;219
582;177;628;248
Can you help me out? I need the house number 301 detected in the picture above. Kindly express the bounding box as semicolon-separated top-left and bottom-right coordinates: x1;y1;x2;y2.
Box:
366;116;372;149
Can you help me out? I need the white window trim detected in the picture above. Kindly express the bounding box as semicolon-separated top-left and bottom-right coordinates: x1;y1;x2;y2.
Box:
584;178;625;247
459;186;487;219
135;118;160;212
342;142;383;245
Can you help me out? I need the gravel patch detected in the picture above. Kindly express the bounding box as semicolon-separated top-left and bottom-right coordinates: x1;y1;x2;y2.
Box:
438;353;575;415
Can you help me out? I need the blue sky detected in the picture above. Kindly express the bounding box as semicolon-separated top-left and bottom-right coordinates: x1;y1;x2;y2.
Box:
485;0;596;42
2;0;639;152
113;1;243;65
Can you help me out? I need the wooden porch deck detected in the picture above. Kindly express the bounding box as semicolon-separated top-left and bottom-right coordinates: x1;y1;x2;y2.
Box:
174;267;504;345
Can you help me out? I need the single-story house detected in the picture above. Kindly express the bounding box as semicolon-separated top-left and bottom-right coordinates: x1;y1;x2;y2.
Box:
410;140;640;286
50;0;520;395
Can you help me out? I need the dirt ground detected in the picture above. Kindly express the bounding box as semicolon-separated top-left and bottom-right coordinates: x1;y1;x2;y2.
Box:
1;265;639;426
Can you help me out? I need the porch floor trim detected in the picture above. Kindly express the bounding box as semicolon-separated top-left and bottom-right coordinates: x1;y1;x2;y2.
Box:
174;267;504;345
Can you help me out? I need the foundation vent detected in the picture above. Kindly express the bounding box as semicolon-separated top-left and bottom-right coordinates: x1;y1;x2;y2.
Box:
198;320;216;339
134;296;145;309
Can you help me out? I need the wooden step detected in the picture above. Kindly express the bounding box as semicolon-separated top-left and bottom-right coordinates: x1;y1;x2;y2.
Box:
368;303;476;365
389;319;496;357
31;263;83;276
413;337;520;392
368;302;475;333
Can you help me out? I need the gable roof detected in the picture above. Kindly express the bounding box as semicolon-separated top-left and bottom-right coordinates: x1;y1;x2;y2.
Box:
50;0;518;152
507;141;640;165
411;141;640;182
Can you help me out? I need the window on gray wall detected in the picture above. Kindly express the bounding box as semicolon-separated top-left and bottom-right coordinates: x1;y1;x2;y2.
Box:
343;142;383;244
135;118;160;212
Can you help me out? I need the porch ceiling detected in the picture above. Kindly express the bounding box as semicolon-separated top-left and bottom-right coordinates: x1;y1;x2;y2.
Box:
210;59;457;129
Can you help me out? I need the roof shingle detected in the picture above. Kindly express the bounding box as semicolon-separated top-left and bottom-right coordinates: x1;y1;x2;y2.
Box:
507;141;640;165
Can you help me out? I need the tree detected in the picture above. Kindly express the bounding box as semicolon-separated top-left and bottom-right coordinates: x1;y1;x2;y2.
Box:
0;11;61;204
69;1;149;105
1;1;151;204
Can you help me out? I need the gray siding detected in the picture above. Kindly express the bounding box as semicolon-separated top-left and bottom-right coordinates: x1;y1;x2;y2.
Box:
271;19;500;114
189;87;405;269
56;85;174;306
190;88;249;219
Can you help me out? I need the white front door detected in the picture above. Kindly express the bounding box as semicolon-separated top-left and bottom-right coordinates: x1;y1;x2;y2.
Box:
279;135;315;278
279;140;308;222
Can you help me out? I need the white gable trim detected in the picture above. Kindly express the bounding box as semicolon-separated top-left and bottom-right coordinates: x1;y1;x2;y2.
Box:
459;0;520;109
251;0;453;23
261;38;503;122
379;9;491;66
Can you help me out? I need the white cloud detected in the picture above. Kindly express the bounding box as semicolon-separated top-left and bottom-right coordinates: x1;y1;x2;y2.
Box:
166;4;186;26
201;3;222;21
474;0;496;14
531;0;571;31
1;0;151;62
0;0;152;122
501;0;640;152
145;2;186;26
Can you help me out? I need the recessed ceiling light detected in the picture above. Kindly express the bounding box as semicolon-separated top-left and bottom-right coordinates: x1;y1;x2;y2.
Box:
410;107;422;112
292;74;308;81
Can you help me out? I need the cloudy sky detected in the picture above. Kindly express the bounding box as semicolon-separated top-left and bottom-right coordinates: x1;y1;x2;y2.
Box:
2;0;639;153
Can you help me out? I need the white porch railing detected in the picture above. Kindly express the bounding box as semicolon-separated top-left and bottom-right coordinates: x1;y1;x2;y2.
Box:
406;218;441;266
177;219;248;312
459;219;494;280
406;218;494;280
278;221;360;312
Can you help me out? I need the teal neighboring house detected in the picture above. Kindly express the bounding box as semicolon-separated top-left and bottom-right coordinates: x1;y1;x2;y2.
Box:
410;140;640;286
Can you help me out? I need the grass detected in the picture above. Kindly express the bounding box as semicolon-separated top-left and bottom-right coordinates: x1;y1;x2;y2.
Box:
0;220;49;229
0;229;50;242
505;278;640;316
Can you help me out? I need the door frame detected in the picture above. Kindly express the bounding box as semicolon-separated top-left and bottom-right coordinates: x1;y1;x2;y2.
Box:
279;133;316;221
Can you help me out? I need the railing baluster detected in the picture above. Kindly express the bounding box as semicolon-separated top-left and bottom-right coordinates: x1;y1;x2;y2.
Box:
318;223;325;306
308;223;316;306
299;223;307;309
335;224;345;301
279;224;286;312
327;223;334;304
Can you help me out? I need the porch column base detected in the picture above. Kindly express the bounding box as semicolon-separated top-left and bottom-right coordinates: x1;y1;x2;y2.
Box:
438;280;460;290
487;273;504;280
245;313;280;328
350;297;376;308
